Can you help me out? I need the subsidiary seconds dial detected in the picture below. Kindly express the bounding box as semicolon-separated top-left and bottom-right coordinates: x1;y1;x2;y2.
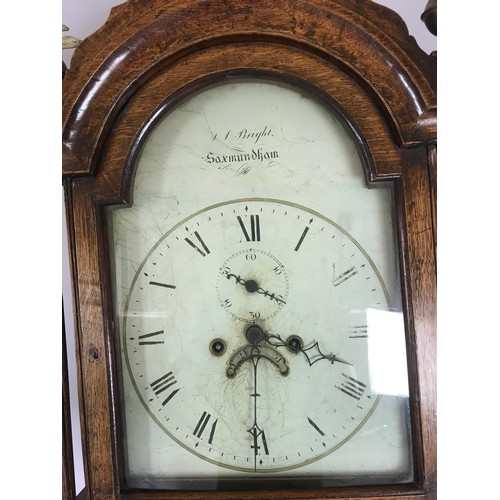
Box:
124;198;390;472
217;248;288;322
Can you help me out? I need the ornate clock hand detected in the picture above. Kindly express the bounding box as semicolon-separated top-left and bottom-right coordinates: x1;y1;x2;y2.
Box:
256;286;286;304
301;342;353;367
246;344;269;469
264;332;353;367
223;270;286;305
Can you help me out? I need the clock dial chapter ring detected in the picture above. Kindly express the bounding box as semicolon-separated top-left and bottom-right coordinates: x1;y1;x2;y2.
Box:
124;198;390;472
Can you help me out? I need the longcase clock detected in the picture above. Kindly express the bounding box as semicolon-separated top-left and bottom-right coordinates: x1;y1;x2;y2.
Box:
62;1;436;499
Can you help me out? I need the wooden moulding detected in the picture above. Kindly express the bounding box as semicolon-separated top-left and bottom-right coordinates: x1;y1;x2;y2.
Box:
62;0;436;178
93;47;405;204
62;1;436;499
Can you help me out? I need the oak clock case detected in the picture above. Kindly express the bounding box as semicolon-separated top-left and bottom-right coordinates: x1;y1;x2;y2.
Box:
108;79;413;490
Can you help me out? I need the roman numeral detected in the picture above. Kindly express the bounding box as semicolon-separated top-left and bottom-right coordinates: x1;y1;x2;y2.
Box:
336;373;367;400
307;417;325;436
248;427;269;455
150;372;180;406
185;231;210;256
138;330;164;345
294;226;310;251
349;324;368;338
332;266;358;287
237;215;261;241
193;411;218;444
260;429;269;455
149;281;176;289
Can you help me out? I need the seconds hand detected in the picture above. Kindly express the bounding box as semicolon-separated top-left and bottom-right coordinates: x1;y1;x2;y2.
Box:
225;271;286;304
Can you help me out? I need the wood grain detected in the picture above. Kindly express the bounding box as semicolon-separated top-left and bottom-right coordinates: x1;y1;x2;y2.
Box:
63;304;77;500
62;0;435;178
65;178;118;499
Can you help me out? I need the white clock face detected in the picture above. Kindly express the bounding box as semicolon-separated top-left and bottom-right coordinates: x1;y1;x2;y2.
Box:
109;79;413;488
125;198;387;472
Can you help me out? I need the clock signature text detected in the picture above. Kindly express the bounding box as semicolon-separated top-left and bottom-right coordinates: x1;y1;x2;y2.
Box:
204;125;280;175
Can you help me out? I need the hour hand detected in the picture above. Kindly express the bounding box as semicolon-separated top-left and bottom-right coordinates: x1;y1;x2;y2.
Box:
265;333;353;367
301;342;353;366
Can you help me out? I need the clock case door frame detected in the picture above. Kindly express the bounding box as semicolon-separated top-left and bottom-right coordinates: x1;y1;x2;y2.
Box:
62;1;436;499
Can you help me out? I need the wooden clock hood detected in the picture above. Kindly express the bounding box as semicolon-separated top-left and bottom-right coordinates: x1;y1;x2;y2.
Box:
62;1;436;499
63;0;436;178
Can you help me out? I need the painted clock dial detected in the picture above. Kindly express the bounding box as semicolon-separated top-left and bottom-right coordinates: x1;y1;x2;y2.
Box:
124;198;388;472
110;79;413;488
